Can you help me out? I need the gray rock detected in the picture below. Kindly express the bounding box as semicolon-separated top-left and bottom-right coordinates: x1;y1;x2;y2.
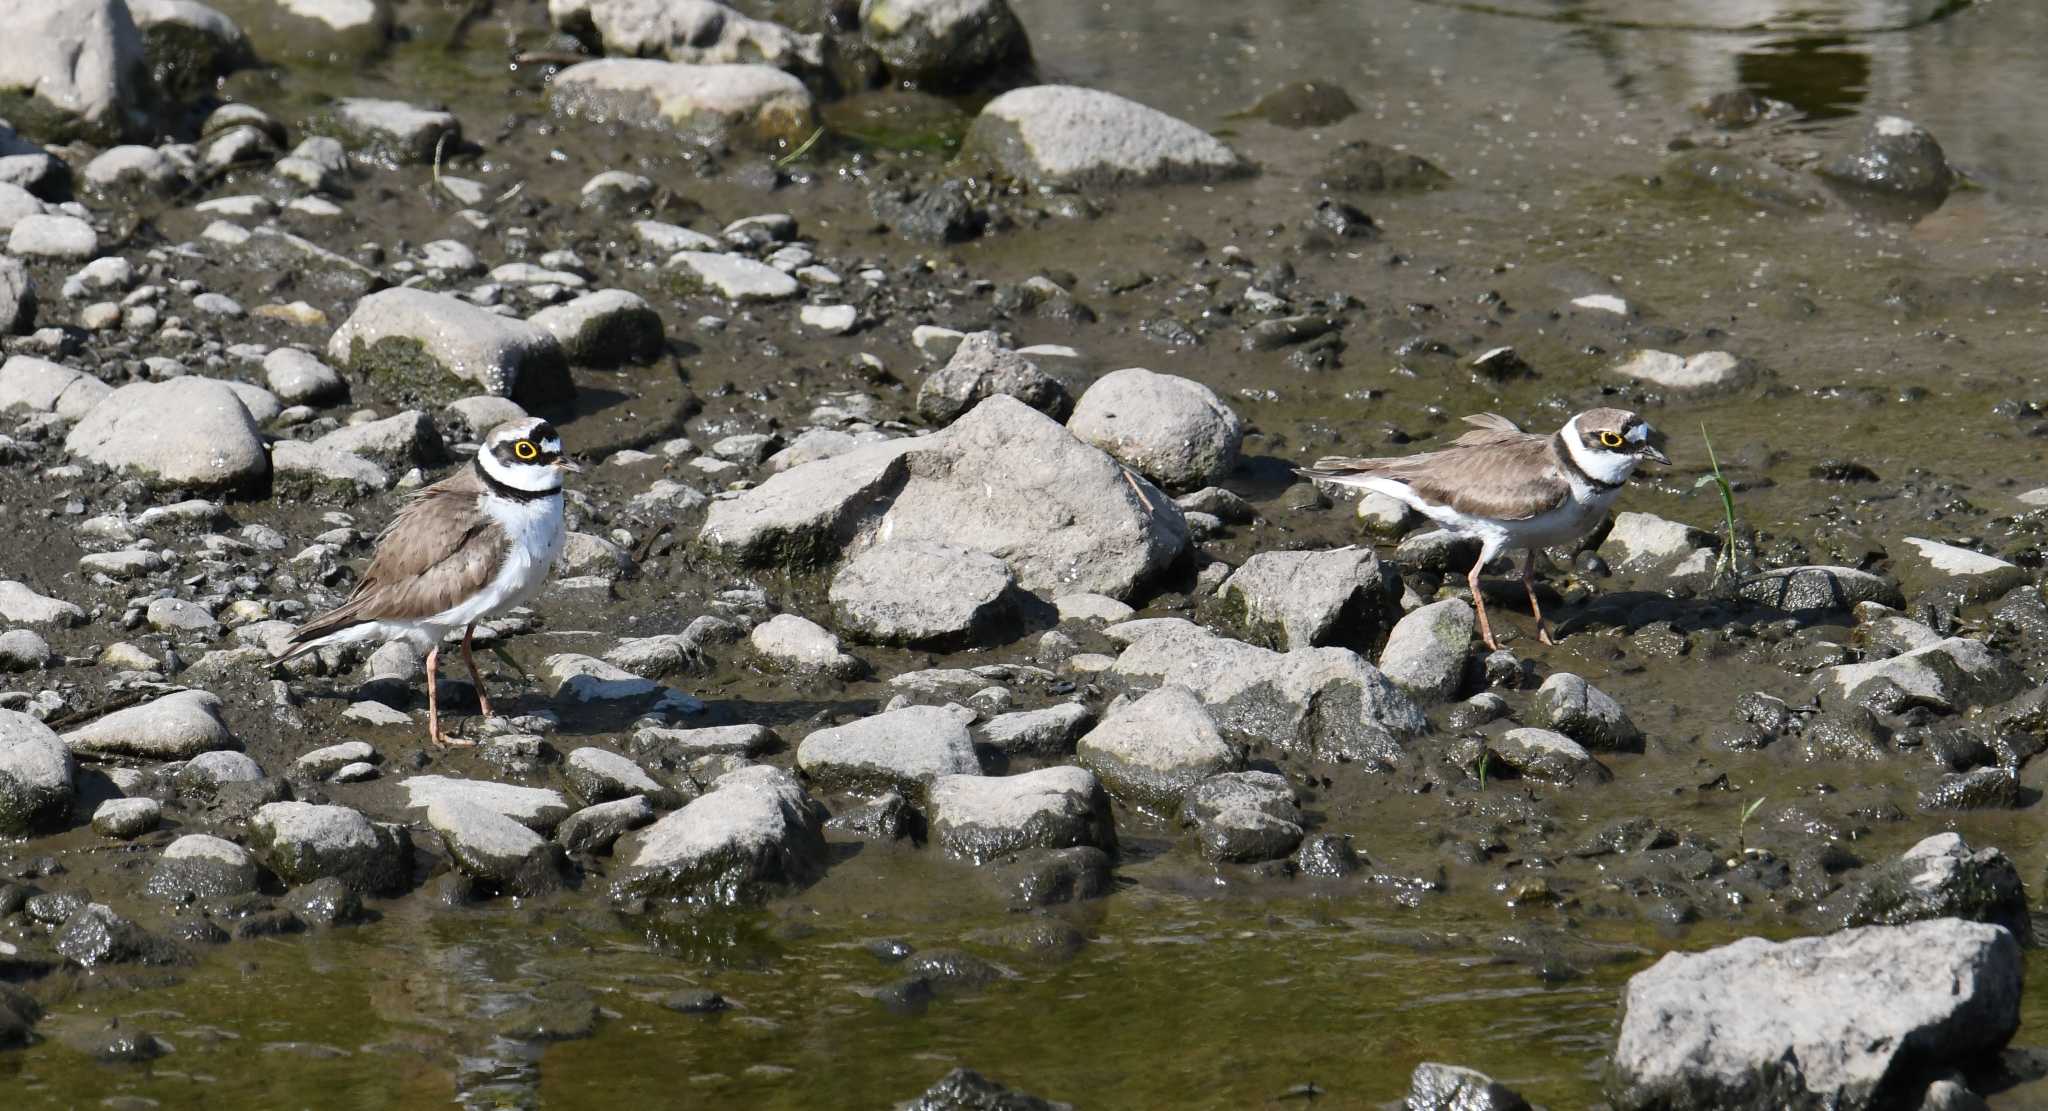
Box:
859;0;1027;88
556;795;656;854
293;740;376;779
0;629;49;670
1067;367;1243;491
796;705;979;794
977;703;1093;756
527;288;664;365
128;0;252;100
1900;538;2026;606
1603;511;1714;573
1812;638;2023;716
1111;620;1427;767
442;395;528;440
1406;1062;1531;1111
829;541;1018;647
749;613;865;679
1488;727;1610;785
327;287;573;404
428;798;566;896
0;710;72;834
146;833;259;900
799;303;857;334
929;766;1115;863
615;764;828;903
7;213;97;259
564;746;665;805
148;597;220;636
666;250;799;301
0;255;32;334
315;410;443;470
1610;920;2021;1111
63;377;268;490
230;0;391;61
247;801;412;894
173;749;263;791
1053;593;1134;625
549;59;817;149
0;0;151;144
1740;565;1906;613
564;0;822;73
631;723;779;759
262;347;347;406
1376;597;1473;703
1216;546;1394;652
702;395;1187;600
916;329;1071;425
0;581;82;627
1182;771;1302;863
1609;349;1757;394
1532;672;1643;752
329;97;459;164
63;689;236;759
272;438;389;498
399;775;572;832
1076;685;1240;811
1838;832;2030;944
82;144;184;196
0;354;110;419
91;796;159;838
965;85;1254;191
1819;115;1954;203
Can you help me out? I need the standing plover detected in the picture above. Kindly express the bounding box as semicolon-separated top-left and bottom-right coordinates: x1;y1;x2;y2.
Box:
1300;408;1668;649
278;418;576;744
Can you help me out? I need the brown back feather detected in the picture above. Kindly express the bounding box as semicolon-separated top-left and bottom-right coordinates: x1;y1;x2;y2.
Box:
1302;422;1572;521
282;467;508;652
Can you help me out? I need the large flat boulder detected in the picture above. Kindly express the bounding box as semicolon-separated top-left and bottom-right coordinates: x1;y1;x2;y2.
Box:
64;378;268;491
327;287;572;404
549;59;817;149
701;395;1187;600
0;0;152;144
964;85;1253;191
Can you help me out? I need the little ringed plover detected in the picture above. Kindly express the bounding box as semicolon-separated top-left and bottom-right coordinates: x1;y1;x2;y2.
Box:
276;417;576;745
1299;407;1668;650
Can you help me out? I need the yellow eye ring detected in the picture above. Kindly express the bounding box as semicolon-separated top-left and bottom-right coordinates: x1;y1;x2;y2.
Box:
514;440;539;461
1598;430;1625;448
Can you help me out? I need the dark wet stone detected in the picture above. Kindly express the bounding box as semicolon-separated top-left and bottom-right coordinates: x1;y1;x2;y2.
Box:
904;948;1000;993
1182;771;1303;864
993;846;1112;909
903;1067;1069;1111
873;178;988;244
75;1024;168;1064
1735;691;1796;734
287;876;367;927
1532;672;1643;753
1661;149;1826;212
1800;707;1888;761
162;917;230;945
660;988;730;1014
0;983;38;1046
55;904;183;967
877;974;935;1016
231;908;306;940
25;890;86;923
1294;833;1360;877
1315;139;1448;193
972;919;1086;964
916;331;1071;425
1918;768;2019;812
825;789;918;841
496;987;599;1042
1740;566;1904;613
1305;198;1377;241
1838;833;2030;944
868;937;916;962
1406;1061;1531;1111
1809;459;1880;483
1244;79;1357;127
1694;89;1790;129
1819;115;1955;203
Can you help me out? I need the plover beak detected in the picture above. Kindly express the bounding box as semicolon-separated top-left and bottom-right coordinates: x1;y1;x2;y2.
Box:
554;458;582;473
1640;444;1671;466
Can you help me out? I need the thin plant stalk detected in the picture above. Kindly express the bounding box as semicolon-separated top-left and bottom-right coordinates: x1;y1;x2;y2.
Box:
1696;424;1739;586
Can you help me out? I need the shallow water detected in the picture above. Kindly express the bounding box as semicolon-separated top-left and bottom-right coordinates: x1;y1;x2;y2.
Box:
9;0;2048;1105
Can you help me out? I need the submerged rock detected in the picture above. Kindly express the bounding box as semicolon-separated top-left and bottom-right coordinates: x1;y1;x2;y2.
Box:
1611;919;2021;1111
964;85;1254;191
615;765;828;904
1406;1062;1531;1111
902;1067;1070;1111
